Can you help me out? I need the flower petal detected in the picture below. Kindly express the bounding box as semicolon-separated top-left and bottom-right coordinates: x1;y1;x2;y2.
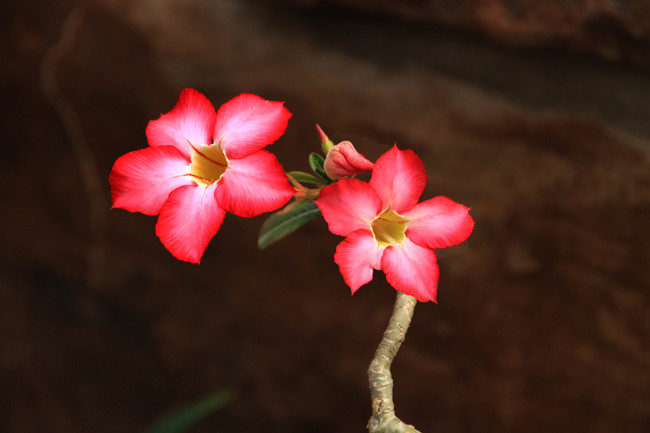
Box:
155;184;226;263
214;94;292;160
315;178;382;237
215;150;294;217
109;146;193;215
381;239;439;302
403;196;474;249
146;88;216;157
334;229;383;294
369;145;427;213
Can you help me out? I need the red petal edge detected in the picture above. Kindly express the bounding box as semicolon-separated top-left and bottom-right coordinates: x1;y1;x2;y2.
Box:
146;88;217;157
334;229;383;294
109;146;193;215
315;178;382;237
404;196;474;250
381;239;439;302
155;184;226;263
214;94;292;160
215;150;294;218
369;145;427;214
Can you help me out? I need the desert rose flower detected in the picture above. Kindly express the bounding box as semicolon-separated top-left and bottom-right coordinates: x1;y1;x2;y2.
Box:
109;89;294;263
323;141;375;180
315;145;474;302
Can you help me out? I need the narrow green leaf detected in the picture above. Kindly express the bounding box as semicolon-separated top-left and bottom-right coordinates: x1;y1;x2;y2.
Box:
144;391;231;433
288;171;327;186
308;152;330;181
258;201;321;249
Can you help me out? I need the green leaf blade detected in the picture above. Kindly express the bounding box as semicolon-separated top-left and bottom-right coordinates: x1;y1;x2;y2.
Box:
308;152;330;181
258;201;321;249
288;171;327;186
144;391;231;433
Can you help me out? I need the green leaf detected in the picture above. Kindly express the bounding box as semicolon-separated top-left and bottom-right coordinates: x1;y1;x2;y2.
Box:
308;152;330;181
258;201;321;249
144;391;231;433
288;171;327;186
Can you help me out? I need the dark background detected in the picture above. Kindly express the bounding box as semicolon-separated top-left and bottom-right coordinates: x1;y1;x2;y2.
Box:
2;0;650;432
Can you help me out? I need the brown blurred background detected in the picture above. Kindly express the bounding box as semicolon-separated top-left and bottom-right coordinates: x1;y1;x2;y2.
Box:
2;0;650;432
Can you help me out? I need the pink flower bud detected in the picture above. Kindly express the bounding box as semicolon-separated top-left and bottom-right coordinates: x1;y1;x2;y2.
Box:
324;141;374;180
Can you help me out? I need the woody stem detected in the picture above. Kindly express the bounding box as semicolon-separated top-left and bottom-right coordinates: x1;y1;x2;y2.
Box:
367;292;422;433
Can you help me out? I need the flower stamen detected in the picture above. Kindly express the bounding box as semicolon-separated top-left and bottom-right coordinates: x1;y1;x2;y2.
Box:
188;143;228;186
372;210;408;248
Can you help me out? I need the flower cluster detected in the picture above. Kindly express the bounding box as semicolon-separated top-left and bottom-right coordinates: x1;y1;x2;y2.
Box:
110;89;474;301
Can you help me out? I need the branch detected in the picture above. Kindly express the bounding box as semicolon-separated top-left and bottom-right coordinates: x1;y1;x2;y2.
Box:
367;292;422;433
40;7;107;291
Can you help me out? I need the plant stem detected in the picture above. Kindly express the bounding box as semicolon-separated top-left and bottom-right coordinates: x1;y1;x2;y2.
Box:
367;292;422;433
41;7;106;292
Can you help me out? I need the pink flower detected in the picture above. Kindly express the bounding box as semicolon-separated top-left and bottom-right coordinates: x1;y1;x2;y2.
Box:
315;146;474;302
109;89;294;263
323;141;375;180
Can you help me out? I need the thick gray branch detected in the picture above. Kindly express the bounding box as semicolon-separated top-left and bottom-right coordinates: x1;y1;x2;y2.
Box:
367;292;422;433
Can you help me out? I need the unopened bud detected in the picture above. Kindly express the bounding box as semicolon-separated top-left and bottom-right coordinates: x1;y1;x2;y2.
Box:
324;141;374;180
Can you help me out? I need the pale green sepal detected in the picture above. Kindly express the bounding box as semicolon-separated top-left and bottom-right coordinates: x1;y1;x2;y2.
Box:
316;124;335;154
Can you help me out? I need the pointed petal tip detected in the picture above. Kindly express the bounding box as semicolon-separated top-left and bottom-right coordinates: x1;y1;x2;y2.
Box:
109;146;193;215
155;184;226;264
404;196;475;249
145;88;216;156
370;145;427;213
334;230;382;294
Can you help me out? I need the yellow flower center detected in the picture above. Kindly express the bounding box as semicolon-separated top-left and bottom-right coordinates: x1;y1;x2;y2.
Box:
371;210;408;248
188;144;228;186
